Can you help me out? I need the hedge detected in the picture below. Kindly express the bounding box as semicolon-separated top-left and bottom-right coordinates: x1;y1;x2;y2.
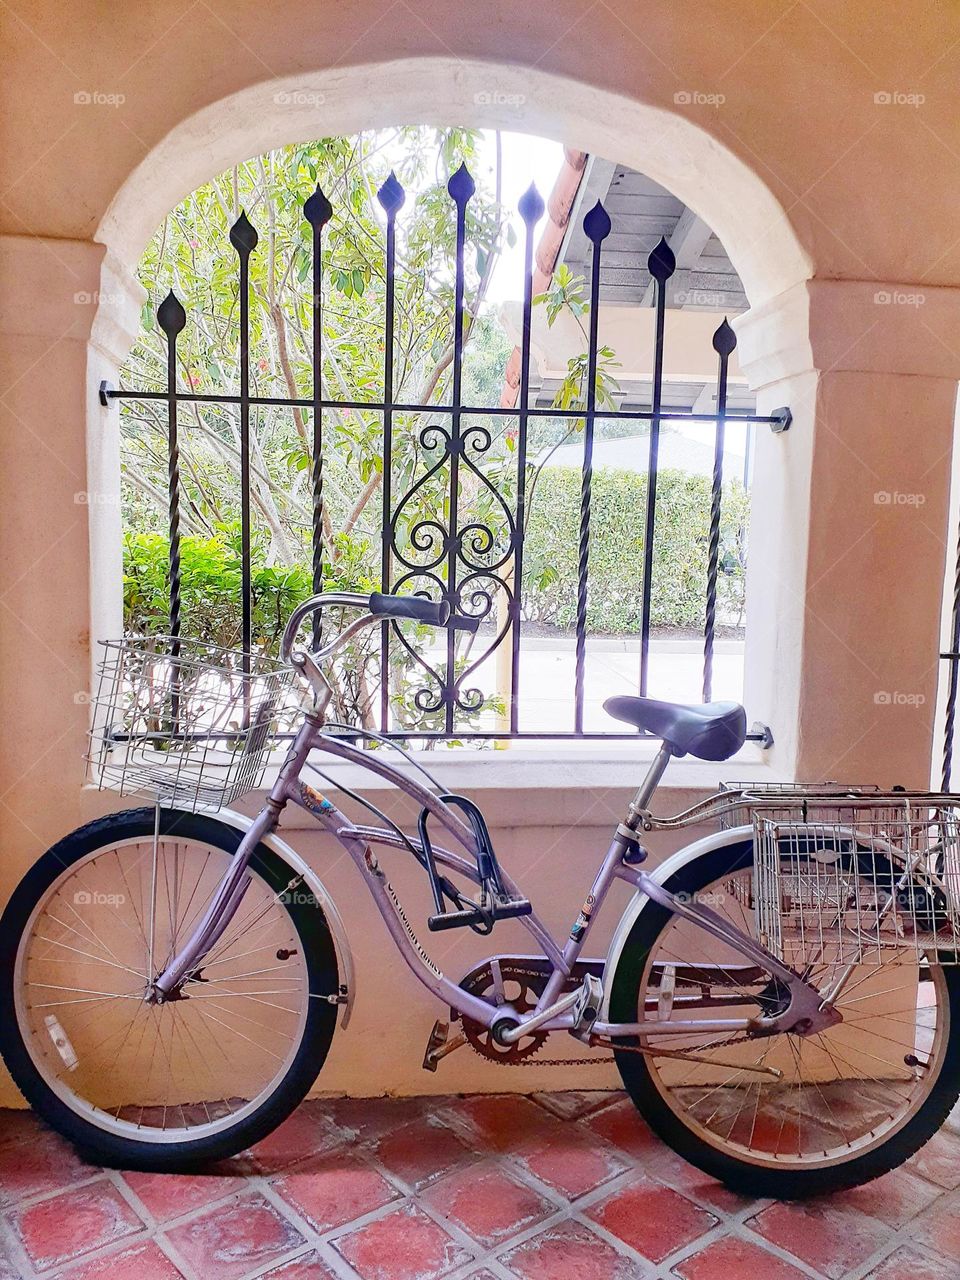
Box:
123;468;749;644
521;466;749;632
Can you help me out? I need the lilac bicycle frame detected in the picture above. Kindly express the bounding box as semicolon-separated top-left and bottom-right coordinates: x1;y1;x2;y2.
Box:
152;595;837;1045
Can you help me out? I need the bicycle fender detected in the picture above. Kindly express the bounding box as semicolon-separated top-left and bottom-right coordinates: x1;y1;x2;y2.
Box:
211;807;356;1029
599;825;754;1022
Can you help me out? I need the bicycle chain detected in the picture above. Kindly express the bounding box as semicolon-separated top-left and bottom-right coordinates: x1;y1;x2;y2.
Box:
495;1029;755;1070
460;962;754;1068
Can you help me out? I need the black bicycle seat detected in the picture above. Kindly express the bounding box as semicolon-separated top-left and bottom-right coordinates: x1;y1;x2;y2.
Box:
603;695;746;761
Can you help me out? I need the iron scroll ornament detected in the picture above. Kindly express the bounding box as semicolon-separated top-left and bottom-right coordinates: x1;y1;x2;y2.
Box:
388;417;518;720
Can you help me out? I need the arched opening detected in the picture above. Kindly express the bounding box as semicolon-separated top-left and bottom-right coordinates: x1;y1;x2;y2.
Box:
87;58;813;753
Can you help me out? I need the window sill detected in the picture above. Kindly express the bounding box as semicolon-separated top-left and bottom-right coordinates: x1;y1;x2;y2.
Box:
242;740;788;830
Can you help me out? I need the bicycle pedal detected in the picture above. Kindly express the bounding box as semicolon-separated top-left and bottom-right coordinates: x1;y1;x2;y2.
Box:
571;973;603;1038
422;1019;449;1072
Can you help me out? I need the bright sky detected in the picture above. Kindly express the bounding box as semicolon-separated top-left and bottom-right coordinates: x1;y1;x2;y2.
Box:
474;130;566;303
375;127;566;305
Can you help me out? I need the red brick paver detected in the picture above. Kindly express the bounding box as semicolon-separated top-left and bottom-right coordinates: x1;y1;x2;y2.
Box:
0;1127;95;1206
0;1095;957;1279
273;1154;400;1232
419;1162;554;1248
674;1234;810;1280
749;1200;893;1280
332;1202;473;1279
586;1173;719;1263
862;1242;960;1279
499;1218;645;1278
7;1178;145;1272
162;1192;306;1280
62;1240;186;1279
122;1168;249;1224
374;1116;477;1190
257;1254;337;1279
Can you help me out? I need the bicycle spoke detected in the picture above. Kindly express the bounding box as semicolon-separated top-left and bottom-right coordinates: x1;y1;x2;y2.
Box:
638;859;947;1170
16;832;310;1144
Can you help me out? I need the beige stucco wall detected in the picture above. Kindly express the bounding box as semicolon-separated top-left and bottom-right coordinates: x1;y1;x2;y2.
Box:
2;0;960;1103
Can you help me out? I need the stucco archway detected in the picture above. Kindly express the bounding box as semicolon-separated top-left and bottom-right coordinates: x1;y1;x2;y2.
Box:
94;57;811;306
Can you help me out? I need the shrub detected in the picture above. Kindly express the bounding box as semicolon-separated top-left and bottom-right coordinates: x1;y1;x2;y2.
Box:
521;466;749;633
122;526;501;739
123;528;328;653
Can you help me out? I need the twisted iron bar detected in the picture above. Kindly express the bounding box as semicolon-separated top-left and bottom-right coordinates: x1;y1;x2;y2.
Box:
703;318;737;703
304;185;333;649
573;201;612;733
942;509;960;789
157;291;186;646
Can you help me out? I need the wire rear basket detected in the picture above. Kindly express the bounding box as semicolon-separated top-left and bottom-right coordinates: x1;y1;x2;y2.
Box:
87;637;300;811
750;796;960;966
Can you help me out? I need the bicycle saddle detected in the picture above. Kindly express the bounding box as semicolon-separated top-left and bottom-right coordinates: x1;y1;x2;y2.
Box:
603;695;747;761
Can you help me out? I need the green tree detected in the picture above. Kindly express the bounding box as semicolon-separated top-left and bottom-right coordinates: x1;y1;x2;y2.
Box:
121;128;510;571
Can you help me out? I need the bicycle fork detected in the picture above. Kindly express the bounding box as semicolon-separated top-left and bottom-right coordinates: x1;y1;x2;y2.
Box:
150;721;317;1000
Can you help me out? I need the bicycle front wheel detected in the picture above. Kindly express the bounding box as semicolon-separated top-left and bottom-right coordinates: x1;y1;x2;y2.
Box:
0;808;339;1170
610;842;960;1197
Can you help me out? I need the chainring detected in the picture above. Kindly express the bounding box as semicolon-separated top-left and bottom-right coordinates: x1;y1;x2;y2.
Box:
458;961;550;1065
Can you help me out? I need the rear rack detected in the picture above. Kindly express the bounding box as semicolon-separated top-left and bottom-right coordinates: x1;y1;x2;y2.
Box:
643;782;960;966
638;781;956;832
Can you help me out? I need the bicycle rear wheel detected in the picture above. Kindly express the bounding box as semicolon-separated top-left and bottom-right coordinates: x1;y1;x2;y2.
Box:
0;808;339;1170
610;842;960;1197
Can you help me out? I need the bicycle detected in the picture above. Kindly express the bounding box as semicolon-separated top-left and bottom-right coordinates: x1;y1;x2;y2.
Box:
2;590;960;1198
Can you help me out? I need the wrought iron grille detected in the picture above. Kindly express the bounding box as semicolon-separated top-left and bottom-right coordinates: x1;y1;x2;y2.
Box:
100;162;790;743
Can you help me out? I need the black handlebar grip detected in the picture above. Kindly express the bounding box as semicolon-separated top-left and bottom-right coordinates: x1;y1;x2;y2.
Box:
448;612;480;634
368;592;450;627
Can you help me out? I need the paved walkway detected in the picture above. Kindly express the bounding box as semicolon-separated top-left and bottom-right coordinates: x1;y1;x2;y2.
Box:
423;636;746;735
0;1093;957;1279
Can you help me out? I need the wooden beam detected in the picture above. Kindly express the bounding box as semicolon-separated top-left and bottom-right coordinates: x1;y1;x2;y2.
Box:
559;156;617;271
641;206;714;306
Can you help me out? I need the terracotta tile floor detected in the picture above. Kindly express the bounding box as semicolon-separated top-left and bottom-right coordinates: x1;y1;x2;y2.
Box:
0;1093;958;1279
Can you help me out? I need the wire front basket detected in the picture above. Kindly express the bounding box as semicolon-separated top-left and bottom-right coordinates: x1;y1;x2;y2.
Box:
87;637;300;812
750;796;960;966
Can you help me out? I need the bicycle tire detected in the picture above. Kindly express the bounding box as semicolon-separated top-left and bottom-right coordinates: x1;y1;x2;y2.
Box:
0;808;339;1171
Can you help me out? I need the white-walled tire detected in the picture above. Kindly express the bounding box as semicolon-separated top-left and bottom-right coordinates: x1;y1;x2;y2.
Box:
0;808;339;1170
610;842;960;1197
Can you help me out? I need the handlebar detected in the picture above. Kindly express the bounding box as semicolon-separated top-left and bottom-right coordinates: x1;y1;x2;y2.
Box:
280;591;480;666
369;592;449;627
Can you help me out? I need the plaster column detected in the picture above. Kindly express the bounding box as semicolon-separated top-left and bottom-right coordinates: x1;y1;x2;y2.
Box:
737;280;960;785
0;236;142;871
